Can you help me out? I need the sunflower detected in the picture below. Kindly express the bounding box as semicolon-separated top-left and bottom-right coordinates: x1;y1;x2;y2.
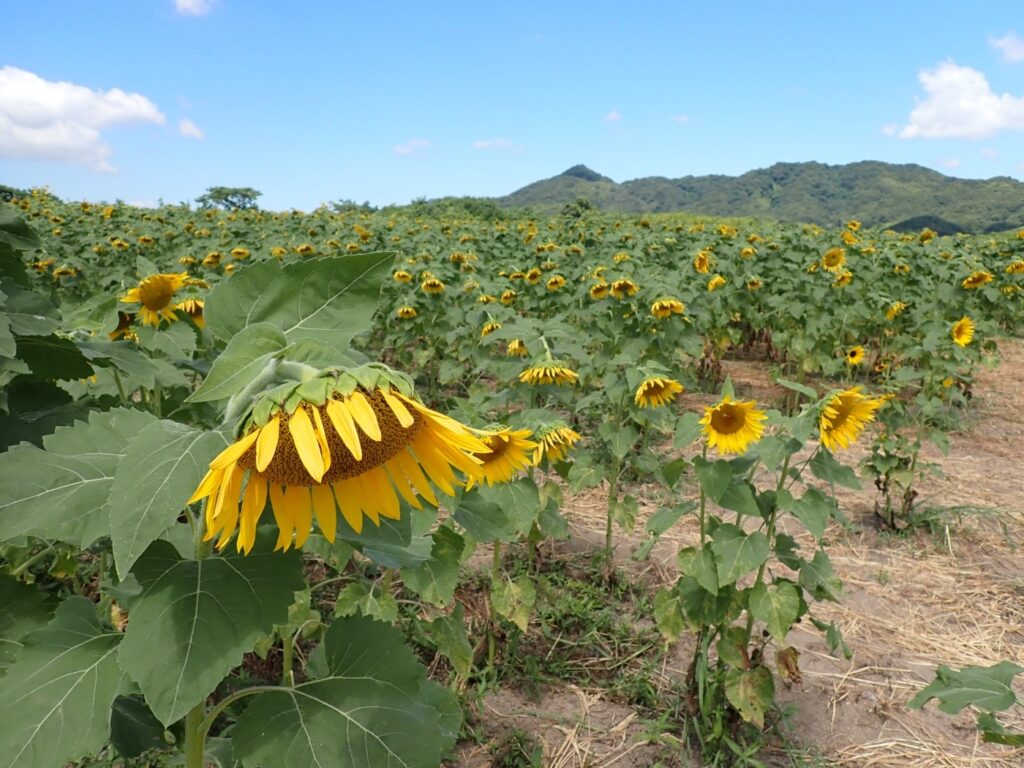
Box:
526;267;542;285
832;271;853;288
821;248;846;272
506;339;528;357
707;275;727;292
121;272;189;327
847;220;861;232
845;345;865;365
421;277;445;294
202;252;222;268
840;231;859;246
546;275;566;291
961;271;993;289
52;265;77;278
396;306;417;319
533;424;582;463
481;321;502;337
589;283;610;300
892;263;910;275
230;247;250;260
178;255;197;266
295;244;316;255
465;428;537;488
478;294;496;304
693;251;712;274
635;377;684;408
650;298;685;319
740;247;756;258
393;269;413;283
610;279;639;299
508;271;526;281
109;311;137;341
176;298;206;328
271;246;288;259
885;301;907;321
188;381;492;552
614;251;632;263
1005;260;1024;275
819;387;881;451
541;260;558;271
519;363;579;386
746;278;763;291
500;290;517;305
138;235;155;246
951;316;974;347
700;396;767;455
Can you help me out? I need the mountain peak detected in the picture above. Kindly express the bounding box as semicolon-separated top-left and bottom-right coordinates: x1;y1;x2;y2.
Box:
560;165;612;183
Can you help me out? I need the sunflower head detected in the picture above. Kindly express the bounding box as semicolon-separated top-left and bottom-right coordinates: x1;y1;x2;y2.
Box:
477;294;496;304
533;423;582;464
176;297;206;328
481;321;502;337
394;269;413;283
832;270;853;288
707;275;727;292
421;277;445;294
821;247;846;272
506;338;528;357
693;251;712;274
951;316;975;347
526;267;543;285
121;272;189;327
746;278;763;291
819;387;882;451
546;275;566;291
845;345;866;366
465;427;537;489
650;297;685;319
109;311;137;341
700;396;767;455
519;362;579;387
885;301;907;321
961;271;993;290
635;377;684;408
500;289;517;305
589;283;610;300
396;305;417;319
610;279;639;299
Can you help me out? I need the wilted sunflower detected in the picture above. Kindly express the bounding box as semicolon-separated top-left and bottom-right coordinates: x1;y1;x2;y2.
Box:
847;220;862;232
500;289;517;305
832;271;853;288
589;283;610;300
421;277;445;294
526;267;543;285
506;338;528;357
746;278;763;291
821;247;846;273
178;255;197;266
961;271;993;289
740;247;757;258
707;275;727;292
519;363;579;386
951;316;975;347
610;279;639;299
271;246;288;259
176;298;205;328
121;272;189;327
819;387;881;451
614;251;632;263
845;345;866;365
1005;260;1024;275
189;380;491;552
230;247;251;260
508;271;526;281
203;252;222;268
635;377;684;408
650;298;685;319
481;321;502;337
885;301;907;321
700;396;767;455
52;265;78;278
396;306;417;319
546;275;566;291
394;269;413;283
533;424;581;463
478;294;496;304
892;263;910;275
465;428;537;488
693;251;712;274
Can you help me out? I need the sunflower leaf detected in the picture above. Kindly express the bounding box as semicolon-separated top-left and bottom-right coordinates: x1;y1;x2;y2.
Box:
0;597;126;768
909;661;1024;715
0;407;157;547
109;420;228;579
233;616;460;768
401;525;465;606
118;539;304;725
204;252;396;346
188;322;287;402
0;576;57;675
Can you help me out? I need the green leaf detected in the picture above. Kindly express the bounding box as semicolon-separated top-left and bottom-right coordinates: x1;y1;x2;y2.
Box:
334;582;400;623
0;208;42;252
118;539;304;725
0;408;157;547
402;526;465;606
15;334;93;379
908;661;1024;715
109;695;167;759
775;378;818;399
800;549;843;602
678;544;719;596
189;322;287;402
492;575;536;632
611;494;639;533
672;412;703;449
724;665;775;727
0;576;56;674
749;581;800;644
646;501;695;537
778;487;832;541
977;712;1024;746
77;339;166;388
454;482;537;543
205;252;395;345
711;525;769;586
427;606;474;677
566;452;605;493
659;457;687;489
718;480;760;518
0;597;125;768
717;626;750;670
694;457;733;501
234;616;460;768
653;587;684;642
810;448;862;490
109;420;228;579
1;281;60;337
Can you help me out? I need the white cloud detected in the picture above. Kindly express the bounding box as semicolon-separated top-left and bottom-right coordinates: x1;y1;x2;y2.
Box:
671;114;690;124
472;137;513;150
0;66;165;172
174;0;215;16
980;147;999;159
178;118;204;139
128;200;158;209
990;32;1024;63
938;157;962;169
899;61;1024;139
604;109;621;123
393;138;429;157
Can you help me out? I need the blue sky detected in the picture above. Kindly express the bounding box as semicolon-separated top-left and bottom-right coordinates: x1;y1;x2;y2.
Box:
2;0;1024;209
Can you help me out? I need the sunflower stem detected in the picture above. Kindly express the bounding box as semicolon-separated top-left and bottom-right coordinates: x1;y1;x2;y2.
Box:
742;454;791;643
281;631;294;687
111;368;129;406
183;703;206;768
11;543;54;577
487;541;502;668
152;386;162;418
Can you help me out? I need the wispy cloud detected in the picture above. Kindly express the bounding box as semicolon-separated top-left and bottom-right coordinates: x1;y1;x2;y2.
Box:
990;31;1024;63
393;138;430;157
671;114;690;124
0;66;165;172
898;60;1024;139
980;147;999;159
604;109;621;123
174;0;215;16
471;137;513;150
178;118;204;140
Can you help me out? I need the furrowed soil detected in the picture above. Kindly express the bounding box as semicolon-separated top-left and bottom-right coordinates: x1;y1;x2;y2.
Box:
452;341;1024;768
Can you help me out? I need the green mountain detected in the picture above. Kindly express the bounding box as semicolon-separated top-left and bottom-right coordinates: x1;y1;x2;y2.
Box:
496;161;1024;233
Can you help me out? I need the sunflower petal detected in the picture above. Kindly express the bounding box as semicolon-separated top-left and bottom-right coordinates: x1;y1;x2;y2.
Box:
256;415;280;472
347;391;382;441
288;407;326;482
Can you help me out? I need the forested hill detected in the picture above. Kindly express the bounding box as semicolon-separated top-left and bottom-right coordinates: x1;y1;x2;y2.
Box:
495;162;1024;233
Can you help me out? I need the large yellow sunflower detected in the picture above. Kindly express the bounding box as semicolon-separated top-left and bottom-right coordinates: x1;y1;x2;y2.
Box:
951;316;974;347
189;384;491;553
465;428;537;488
821;247;846;273
961;271;993;289
819;387;881;451
120;272;189;327
700;396;767;455
635;377;684;408
519;363;579;386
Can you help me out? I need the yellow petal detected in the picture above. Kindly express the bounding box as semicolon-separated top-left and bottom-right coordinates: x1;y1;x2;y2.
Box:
188;468;222;504
367;467;401;520
333;480;364;534
256;415;280;472
325;399;362;461
268;484;293;551
385;461;423;510
310;484;337;542
347;391;382;441
288;407;326;482
380;388;414;428
210;429;260;470
393;449;439;506
311;407;332;475
288;486;313;548
237;476;267;554
214;466;244;550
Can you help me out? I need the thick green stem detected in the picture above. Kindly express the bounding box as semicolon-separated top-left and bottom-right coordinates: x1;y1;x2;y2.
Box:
152;386;162;418
605;465;620;558
111;368;129;406
697;445;708;545
183;703;206;768
11;544;55;577
281;632;294;687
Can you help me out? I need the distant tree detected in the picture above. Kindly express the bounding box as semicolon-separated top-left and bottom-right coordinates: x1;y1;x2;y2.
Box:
0;184;29;202
195;186;262;210
329;199;377;214
560;196;595;219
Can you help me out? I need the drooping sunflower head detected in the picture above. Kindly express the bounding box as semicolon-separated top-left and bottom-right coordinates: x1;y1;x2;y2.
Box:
465;427;537;489
961;271;993;290
518;362;579;387
175;297;206;328
589;282;610;300
546;275;566;291
202;252;222;267
506;338;528;357
650;297;685;319
481;321;502;338
421;277;445;294
189;369;494;553
526;267;543;285
819;387;881;451
832;270;853;288
120;272;189;327
635;377;684;408
614;251;632;263
230;247;251;260
610;279;639;299
1005;260;1024;275
396;305;417;319
740;247;757;258
533;423;582;464
693;250;712;274
746;278;763;291
845;345;866;366
821;247;846;273
700;395;767;455
951;316;975;347
393;269;413;283
508;271;526;281
707;275;727;292
885;301;907;321
847;220;861;232
500;289;517;305
477;293;496;304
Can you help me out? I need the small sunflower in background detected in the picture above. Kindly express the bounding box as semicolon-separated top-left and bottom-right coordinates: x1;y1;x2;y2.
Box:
421;277;445;294
821;247;846;273
589;283;610;300
885;301;907;321
707;275;727;292
845;345;866;366
650;298;684;319
176;297;206;328
546;275;566;291
465;427;537;488
121;272;189;327
393;269;413;283
819;387;882;451
519;362;579;386
610;279;638;299
961;271;993;290
481;321;502;337
635;377;684;408
701;396;766;455
951;316;975;347
506;339;528;357
396;306;417;319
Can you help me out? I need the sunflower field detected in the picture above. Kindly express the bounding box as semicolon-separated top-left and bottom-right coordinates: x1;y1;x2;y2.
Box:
1;188;1023;768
